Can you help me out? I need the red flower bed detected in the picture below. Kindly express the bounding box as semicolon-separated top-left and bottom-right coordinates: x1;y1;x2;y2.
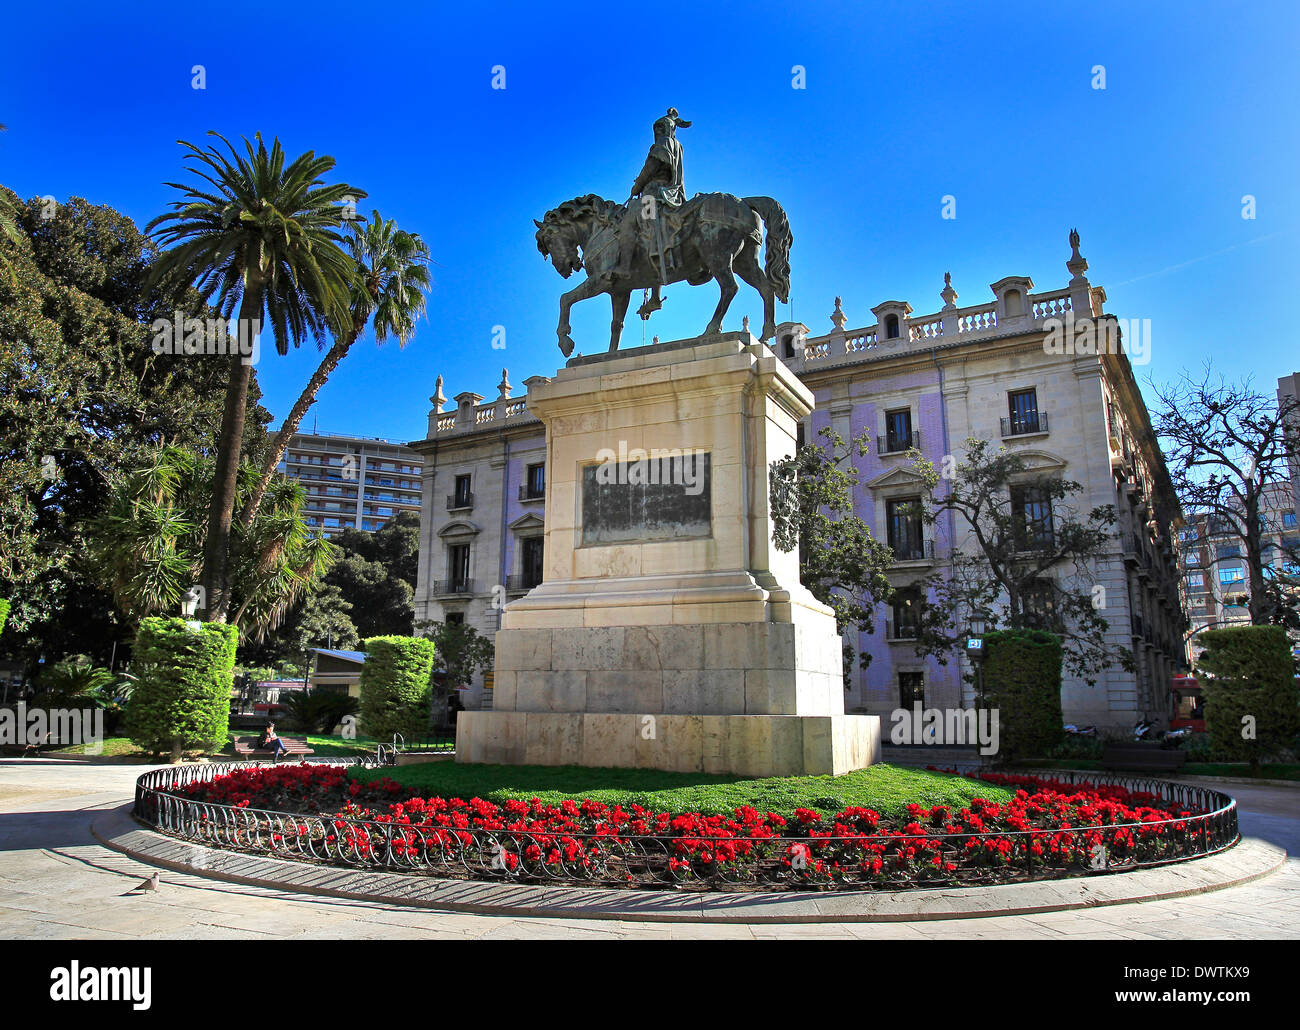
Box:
145;763;1222;891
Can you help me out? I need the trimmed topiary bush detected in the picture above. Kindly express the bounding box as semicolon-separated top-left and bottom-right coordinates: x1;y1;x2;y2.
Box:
980;628;1064;763
125;617;238;759
1198;625;1299;770
359;635;437;740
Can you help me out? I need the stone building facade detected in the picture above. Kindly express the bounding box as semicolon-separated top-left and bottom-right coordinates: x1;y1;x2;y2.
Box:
408;236;1188;729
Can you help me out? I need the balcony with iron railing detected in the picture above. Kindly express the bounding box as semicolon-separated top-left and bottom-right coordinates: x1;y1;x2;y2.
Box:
505;574;543;592
429;579;476;597
884;619;919;641
446;491;474;511
1007;527;1057;554
889;538;935;563
518;484;545;502
1000;412;1050;438
877;431;921;455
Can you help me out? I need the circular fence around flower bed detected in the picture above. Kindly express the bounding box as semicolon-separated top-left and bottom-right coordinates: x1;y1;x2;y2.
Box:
132;760;1240;893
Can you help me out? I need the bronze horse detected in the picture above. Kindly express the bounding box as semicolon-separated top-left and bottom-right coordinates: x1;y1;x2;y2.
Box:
533;193;791;356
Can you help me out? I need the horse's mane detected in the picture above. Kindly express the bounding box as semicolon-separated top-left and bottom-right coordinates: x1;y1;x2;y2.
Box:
536;194;622;249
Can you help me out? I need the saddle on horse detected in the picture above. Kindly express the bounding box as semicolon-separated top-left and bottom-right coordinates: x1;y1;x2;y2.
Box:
633;192;761;279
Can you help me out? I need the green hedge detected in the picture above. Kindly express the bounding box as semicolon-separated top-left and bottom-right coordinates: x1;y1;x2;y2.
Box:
1197;625;1299;768
0;599;9;635
980;629;1064;763
359;635;437;740
125;616;238;757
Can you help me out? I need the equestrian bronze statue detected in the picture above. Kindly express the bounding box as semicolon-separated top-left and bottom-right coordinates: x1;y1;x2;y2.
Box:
534;109;792;357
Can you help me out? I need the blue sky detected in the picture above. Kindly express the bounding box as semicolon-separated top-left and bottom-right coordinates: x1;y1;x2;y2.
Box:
3;0;1297;442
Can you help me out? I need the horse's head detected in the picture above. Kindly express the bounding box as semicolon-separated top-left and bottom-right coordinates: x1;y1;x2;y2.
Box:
534;214;582;279
534;195;620;280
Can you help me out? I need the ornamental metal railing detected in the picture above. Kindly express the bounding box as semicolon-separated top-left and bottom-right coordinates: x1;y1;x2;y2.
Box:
1001;412;1050;437
876;431;920;455
131;763;1239;894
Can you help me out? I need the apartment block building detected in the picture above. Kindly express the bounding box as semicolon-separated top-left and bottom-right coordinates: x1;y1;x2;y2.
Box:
409;235;1188;728
1279;372;1300;514
1179;480;1300;660
278;431;423;537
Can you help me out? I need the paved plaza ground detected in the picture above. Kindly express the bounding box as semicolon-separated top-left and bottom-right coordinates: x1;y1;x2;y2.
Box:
1;759;1297;940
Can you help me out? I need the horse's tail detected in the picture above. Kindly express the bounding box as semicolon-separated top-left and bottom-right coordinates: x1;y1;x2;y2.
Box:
743;196;792;303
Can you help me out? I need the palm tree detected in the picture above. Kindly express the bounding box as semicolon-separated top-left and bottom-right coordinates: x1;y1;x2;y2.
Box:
146;132;364;622
240;211;431;529
89;446;336;636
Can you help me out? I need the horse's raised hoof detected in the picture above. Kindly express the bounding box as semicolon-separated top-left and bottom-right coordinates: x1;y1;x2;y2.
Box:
637;298;664;320
558;334;575;358
761;322;777;343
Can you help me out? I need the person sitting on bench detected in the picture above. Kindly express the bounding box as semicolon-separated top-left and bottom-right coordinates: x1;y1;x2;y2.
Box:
258;722;288;761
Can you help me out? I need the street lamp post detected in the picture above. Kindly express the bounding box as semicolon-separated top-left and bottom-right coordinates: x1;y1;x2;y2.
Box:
180;586;203;631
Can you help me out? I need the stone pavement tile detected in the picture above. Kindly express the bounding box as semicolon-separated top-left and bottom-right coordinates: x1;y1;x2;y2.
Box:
330;905;489;929
841;922;932;939
909;919;1044;939
1023;914;1165;938
610;921;678;938
312;924;476;940
914;914;1067;937
143;927;279;941
472;919;629;940
665;923;757;939
1131;918;1245;940
747;924;857;939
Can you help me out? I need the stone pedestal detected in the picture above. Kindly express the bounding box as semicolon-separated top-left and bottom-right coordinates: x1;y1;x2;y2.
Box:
456;332;880;776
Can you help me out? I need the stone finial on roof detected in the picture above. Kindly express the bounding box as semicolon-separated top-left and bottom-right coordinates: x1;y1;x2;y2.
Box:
830;296;847;330
1067;227;1089;281
940;271;959;310
742;315;751;334
498;368;512;399
430;374;447;413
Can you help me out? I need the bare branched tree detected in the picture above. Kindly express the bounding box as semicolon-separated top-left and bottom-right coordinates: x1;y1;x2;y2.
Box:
1152;367;1300;628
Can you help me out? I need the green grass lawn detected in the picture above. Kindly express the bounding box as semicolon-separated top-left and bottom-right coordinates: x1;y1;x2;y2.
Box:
45;736;147;758
348;762;1014;819
45;731;385;760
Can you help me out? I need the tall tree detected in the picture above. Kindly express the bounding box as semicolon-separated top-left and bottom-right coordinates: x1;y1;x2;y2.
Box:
769;427;896;676
907;438;1129;684
1153;367;1300;628
146;132;364;623
242;212;431;529
323;512;421;638
0;189;270;667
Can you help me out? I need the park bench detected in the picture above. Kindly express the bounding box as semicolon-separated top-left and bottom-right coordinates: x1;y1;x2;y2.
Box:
1100;742;1187;773
231;735;314;760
